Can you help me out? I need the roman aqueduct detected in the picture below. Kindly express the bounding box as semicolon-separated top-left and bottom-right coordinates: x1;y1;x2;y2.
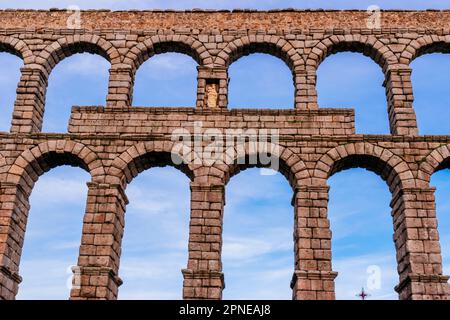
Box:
0;9;449;300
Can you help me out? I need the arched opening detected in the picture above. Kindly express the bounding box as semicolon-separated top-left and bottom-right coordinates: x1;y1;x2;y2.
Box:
320;150;405;300
118;167;190;299
316;52;388;134
43;53;109;132
0;52;23;131
223;168;294;299
328;168;397;299
16;166;90;299
133;53;198;107
110;148;193;299
228;53;294;109
0;141;101;300
410;52;450;134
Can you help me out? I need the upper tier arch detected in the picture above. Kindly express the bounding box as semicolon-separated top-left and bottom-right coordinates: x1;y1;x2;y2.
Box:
216;35;302;71
124;35;213;72
307;34;397;72
401;35;450;65
36;35;121;75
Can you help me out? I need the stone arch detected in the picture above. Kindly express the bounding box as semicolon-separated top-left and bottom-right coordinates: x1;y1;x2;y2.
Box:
216;35;303;109
124;35;213;72
418;143;450;186
313;142;413;192
102;141;201;301
218;143;309;300
416;145;450;301
397;35;450;136
36;35;120;75
400;35;450;65
106;141;197;188
216;35;302;70
29;35;120;131
222;143;310;189
0;35;33;64
0;140;104;291
313;142;418;300
6;141;104;193
307;35;412;134
307;34;396;72
122;35;212;107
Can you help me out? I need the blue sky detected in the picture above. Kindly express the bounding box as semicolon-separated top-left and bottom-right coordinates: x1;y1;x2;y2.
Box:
0;1;449;300
0;0;449;10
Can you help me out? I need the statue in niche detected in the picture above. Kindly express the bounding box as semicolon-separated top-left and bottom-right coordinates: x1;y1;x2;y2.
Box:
205;83;219;108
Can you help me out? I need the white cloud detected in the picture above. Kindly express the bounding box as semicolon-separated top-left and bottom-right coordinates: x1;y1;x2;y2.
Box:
46;54;110;85
119;254;185;280
118;253;186;300
30;175;89;205
125;179;188;218
49;240;81;251
137;54;197;80
333;253;398;300
223;229;291;262
223;261;294;300
226;171;292;204
56;54;110;76
16;259;75;300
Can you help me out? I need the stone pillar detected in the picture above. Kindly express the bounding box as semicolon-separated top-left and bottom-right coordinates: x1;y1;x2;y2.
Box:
106;67;134;107
70;182;127;300
384;66;418;136
391;187;450;300
295;67;318;110
291;185;337;300
0;182;28;300
182;182;225;300
196;66;228;109
0;266;22;300
10;67;48;133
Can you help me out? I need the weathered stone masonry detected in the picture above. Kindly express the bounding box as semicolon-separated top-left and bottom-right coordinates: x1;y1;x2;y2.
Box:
0;9;449;300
